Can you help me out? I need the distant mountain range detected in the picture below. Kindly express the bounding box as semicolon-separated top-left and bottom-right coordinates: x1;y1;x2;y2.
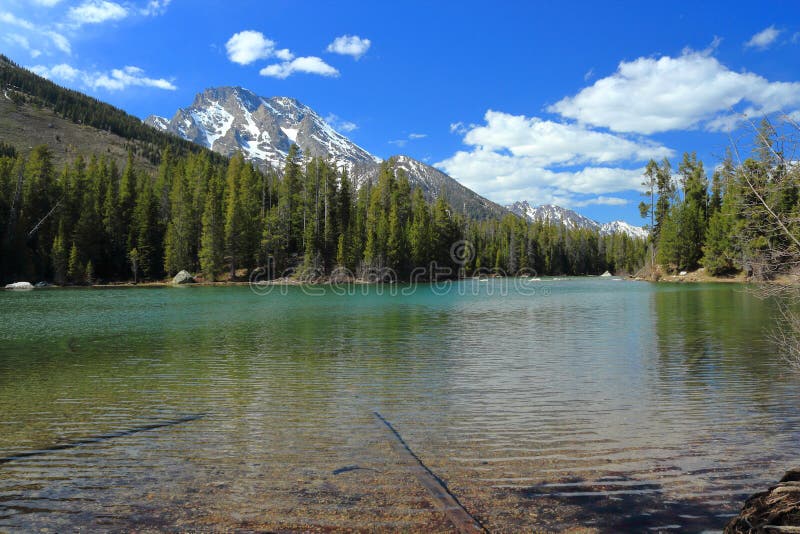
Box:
145;85;645;232
507;201;648;239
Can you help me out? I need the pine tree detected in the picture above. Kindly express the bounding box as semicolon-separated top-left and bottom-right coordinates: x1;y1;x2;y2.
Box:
164;172;193;276
408;188;432;267
51;228;67;284
131;175;163;280
199;171;224;280
654;157;675;241
85;260;94;285
67;242;83;284
224;153;246;278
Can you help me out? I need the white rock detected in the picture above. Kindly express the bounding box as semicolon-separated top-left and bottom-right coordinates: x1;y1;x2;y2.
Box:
5;281;33;290
172;270;195;284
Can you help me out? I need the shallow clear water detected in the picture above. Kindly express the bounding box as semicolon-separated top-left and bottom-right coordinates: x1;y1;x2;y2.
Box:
0;280;797;532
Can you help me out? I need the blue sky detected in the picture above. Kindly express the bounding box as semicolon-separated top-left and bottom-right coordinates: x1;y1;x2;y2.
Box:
3;0;800;224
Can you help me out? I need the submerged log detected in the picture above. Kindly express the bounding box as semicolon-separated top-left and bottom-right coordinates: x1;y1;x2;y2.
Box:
374;411;486;534
725;468;800;533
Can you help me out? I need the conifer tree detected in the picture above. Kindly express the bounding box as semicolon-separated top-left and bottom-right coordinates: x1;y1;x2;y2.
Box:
51;228;67;284
224;153;246;277
199;171;225;280
67;242;83;283
164;172;193;276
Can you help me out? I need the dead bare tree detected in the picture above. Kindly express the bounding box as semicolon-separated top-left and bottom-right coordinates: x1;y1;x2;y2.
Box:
729;114;800;368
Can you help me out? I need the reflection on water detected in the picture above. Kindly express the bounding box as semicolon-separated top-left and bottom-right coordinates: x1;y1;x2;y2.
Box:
0;280;797;532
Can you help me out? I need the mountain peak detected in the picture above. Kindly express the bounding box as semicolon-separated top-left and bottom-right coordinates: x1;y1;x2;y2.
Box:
147;85;377;170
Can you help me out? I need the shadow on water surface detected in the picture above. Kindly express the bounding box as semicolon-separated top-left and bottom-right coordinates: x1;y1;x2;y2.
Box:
517;474;735;532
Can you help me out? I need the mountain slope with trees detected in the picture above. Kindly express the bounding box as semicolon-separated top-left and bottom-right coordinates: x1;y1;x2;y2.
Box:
0;59;647;284
146;85;507;220
0;55;224;168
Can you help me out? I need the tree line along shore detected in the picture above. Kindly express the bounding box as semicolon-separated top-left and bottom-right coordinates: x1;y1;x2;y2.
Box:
1;117;795;288
0;142;646;286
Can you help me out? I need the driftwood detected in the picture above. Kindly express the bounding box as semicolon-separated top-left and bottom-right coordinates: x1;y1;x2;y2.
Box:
0;413;205;465
726;468;800;533
374;411;487;534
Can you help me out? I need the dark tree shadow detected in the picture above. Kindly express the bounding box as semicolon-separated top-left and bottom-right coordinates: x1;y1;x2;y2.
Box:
516;475;740;533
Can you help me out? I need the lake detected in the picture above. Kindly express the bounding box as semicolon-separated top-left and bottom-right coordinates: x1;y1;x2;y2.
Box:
0;279;797;532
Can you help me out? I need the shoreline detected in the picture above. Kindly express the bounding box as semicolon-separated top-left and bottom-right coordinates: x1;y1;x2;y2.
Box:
2;271;779;289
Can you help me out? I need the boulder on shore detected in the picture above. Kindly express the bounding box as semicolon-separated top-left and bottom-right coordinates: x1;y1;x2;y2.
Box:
5;281;33;290
172;270;195;284
600;271;612;277
725;467;800;532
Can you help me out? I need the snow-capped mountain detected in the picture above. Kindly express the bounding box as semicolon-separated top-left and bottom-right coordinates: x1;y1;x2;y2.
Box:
507;201;648;239
598;220;649;239
508;202;599;231
146;86;506;220
145;86;380;172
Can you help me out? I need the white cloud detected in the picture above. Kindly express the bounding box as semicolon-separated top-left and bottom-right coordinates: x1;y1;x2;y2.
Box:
31;0;63;6
0;11;35;30
746;25;781;49
572;196;629;207
549;49;800;134
389;132;429;147
325;113;358;133
438;146;645;205
140;0;172;16
326;35;371;59
45;30;71;54
225;30;276;65
30;63;176;91
450;121;476;135
437;110;673;206
93;65;176;90
5;33;41;58
35;63;80;81
459;110;671;167
0;11;71;54
259;56;338;79
69;1;128;24
275;48;294;61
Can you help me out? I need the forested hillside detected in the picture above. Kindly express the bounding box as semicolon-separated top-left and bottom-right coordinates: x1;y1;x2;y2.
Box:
641;119;799;280
0;143;645;284
0;55;223;167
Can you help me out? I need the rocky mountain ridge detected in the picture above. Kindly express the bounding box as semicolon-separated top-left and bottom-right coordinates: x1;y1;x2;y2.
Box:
507;201;648;239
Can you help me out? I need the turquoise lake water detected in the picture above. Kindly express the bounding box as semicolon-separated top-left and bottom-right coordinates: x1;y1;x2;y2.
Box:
0;279;797;532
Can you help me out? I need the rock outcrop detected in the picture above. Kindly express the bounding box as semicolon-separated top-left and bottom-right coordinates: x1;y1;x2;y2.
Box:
4;281;33;289
172;270;195;284
725;467;800;533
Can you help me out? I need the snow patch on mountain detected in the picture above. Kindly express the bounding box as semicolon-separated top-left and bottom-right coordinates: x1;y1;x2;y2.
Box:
599;220;649;239
280;127;298;143
191;101;234;148
144;86;379;172
507;201;648;238
144;115;169;131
